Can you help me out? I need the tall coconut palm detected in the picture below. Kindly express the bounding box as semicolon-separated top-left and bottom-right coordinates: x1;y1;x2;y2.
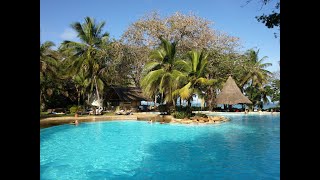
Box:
60;17;109;104
174;50;215;107
240;49;272;89
140;37;186;109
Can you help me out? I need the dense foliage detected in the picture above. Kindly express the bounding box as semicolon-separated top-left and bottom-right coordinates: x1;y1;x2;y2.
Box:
40;12;279;113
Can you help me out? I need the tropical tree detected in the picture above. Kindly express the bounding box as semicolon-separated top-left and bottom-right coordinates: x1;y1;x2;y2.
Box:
174;50;215;108
140;37;186;111
204;50;248;109
40;41;59;110
243;0;280;38
236;49;273;110
122;11;240;53
72;70;90;107
240;49;272;89
121;11;240;87
271;79;280;104
255;0;280;30
268;72;280;105
59;17;110;106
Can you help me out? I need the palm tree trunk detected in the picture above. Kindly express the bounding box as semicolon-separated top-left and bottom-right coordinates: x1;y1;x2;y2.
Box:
77;91;81;107
161;92;164;104
95;77;100;101
207;87;213;110
154;94;157;107
75;87;80;107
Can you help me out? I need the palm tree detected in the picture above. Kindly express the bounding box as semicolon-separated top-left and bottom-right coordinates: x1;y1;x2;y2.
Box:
237;49;273;110
60;17;109;105
40;41;59;110
73;70;90;107
174;50;215;108
245;85;271;110
270;78;280;105
240;49;272;89
140;37;186;111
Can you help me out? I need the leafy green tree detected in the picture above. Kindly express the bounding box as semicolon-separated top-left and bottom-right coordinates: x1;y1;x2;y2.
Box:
269;72;280;105
60;17;110;103
140;37;186;111
243;0;280;37
72;70;90;106
40;41;59;110
240;49;272;89
245;85;269;110
174;50;215;108
256;0;280;29
205;50;248;109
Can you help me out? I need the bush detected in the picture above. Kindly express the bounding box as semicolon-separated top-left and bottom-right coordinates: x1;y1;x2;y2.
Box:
69;105;78;114
158;105;168;113
194;113;208;118
173;111;192;119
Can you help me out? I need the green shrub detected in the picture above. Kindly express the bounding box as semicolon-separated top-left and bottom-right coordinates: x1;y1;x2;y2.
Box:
158;105;168;112
194;113;208;118
69;105;78;114
173;111;192;119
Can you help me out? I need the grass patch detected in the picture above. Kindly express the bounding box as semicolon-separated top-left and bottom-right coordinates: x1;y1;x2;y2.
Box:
103;111;116;116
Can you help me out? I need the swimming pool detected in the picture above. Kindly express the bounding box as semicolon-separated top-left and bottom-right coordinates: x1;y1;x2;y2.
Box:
40;114;280;179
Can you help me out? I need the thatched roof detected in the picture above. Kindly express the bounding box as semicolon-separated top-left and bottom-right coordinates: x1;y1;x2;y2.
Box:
215;76;252;105
105;87;151;102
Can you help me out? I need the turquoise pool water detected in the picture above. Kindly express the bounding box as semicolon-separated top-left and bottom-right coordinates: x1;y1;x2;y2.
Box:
40;114;280;179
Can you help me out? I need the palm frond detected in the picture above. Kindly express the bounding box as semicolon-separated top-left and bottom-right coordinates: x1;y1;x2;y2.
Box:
140;69;165;88
149;49;166;62
142;61;161;75
173;59;191;72
179;82;192;100
159;72;172;92
71;22;88;43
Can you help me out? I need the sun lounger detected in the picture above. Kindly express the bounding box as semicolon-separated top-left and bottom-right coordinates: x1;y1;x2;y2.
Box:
115;110;132;115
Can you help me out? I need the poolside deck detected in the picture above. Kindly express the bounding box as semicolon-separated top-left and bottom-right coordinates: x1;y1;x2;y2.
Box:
40;113;160;128
40;111;279;128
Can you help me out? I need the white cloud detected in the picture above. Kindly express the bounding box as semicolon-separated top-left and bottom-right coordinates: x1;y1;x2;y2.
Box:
60;28;77;40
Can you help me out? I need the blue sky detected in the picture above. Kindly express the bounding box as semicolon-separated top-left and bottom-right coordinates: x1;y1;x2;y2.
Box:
40;0;280;72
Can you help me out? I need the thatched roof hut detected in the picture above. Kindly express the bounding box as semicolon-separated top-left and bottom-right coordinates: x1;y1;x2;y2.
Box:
215;76;252;105
104;87;152;111
104;87;150;102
